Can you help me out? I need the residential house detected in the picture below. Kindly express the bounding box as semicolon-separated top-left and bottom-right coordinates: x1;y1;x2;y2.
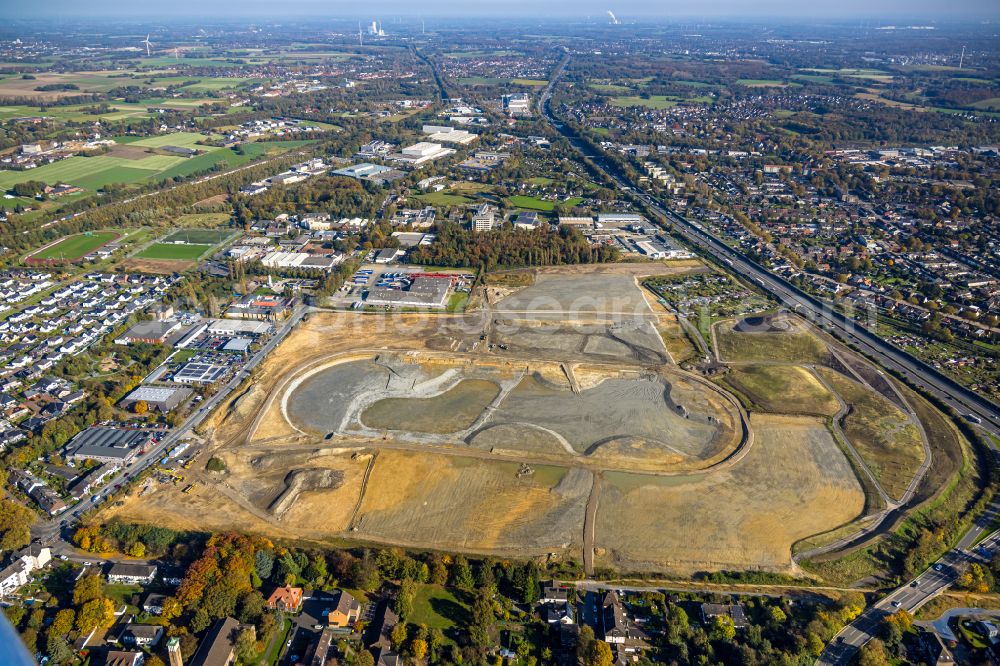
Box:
107;563;157;585
327;590;361;628
266;585;303;613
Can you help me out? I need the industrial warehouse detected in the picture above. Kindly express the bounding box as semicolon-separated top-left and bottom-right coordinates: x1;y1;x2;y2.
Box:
363;276;454;309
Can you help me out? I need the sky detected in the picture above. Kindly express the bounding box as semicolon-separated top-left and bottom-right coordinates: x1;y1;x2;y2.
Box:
5;0;999;20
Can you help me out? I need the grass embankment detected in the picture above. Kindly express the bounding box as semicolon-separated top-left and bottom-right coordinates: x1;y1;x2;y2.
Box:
723;365;839;416
714;322;829;364
819;369;925;500
802;383;987;587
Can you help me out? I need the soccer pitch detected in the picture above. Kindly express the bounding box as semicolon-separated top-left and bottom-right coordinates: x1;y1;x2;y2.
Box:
30;231;119;260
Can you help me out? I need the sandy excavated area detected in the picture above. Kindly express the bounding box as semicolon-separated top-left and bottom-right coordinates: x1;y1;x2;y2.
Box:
353;450;590;555
593;414;865;575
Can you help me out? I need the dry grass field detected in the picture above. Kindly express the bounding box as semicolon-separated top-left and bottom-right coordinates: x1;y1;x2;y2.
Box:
818;368;925;500
714;318;829;364
594;414;864;574
723;365;839;416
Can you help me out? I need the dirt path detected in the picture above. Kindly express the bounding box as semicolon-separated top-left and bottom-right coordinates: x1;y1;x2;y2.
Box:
583;472;602;576
812;366;895;509
347;451;378;531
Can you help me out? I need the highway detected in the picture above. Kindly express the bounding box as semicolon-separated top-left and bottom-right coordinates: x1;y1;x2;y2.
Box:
32;304;308;544
539;55;1000;438
819;522;1000;665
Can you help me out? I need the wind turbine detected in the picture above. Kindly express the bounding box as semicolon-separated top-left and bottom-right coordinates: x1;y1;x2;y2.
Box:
142;34;153;57
959;45;966;69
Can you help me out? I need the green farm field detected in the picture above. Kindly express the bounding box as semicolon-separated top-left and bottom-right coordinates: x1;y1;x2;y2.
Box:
611;95;678;109
30;231;119;260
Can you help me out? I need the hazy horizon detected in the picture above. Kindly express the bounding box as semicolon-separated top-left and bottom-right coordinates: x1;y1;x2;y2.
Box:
5;0;1000;21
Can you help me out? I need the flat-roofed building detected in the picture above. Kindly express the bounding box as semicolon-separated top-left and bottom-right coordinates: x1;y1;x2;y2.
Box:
64;427;153;464
115;321;182;345
365;277;452;309
119;385;192;413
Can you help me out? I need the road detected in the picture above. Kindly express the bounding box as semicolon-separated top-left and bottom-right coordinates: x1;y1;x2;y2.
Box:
539;54;1000;662
32;304;309;544
818;525;1000;665
540;55;1000;439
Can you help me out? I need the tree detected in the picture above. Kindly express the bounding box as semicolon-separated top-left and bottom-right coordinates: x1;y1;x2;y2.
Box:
49;608;75;637
46;635;74;665
235;627;258;662
133;400;148;415
0;499;35;551
395;578;417;619
73;574;104;605
355;650;375;666
411;638;428;661
255;549;275;580
858;638;890;666
583;640;613;666
576;625;595;664
450;555;474;591
390;622;408;651
75;597;115;633
128;541;146;557
710;614;736;641
769;606;787;624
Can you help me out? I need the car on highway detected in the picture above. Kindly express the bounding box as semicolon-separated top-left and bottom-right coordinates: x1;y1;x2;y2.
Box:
933;564;944;571
891;601;901;607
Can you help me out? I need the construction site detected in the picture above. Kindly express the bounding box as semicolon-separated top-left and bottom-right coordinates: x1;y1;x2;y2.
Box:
103;262;971;578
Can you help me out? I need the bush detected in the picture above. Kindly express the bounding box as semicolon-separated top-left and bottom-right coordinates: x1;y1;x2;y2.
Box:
206;457;226;472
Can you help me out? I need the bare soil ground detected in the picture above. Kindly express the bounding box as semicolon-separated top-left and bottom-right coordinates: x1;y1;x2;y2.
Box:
593;414;865;575
353;450;590;554
118;258;196;274
106;266;947;574
107;144;153;160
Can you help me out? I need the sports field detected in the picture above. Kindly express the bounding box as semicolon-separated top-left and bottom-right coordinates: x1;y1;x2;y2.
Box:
161;229;232;244
135;243;212;261
30;231;119;261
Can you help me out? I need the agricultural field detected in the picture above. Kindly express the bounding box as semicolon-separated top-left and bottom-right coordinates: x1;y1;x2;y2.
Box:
723;365;839;416
0;138;311;193
27;231;119;261
610;95;678;109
